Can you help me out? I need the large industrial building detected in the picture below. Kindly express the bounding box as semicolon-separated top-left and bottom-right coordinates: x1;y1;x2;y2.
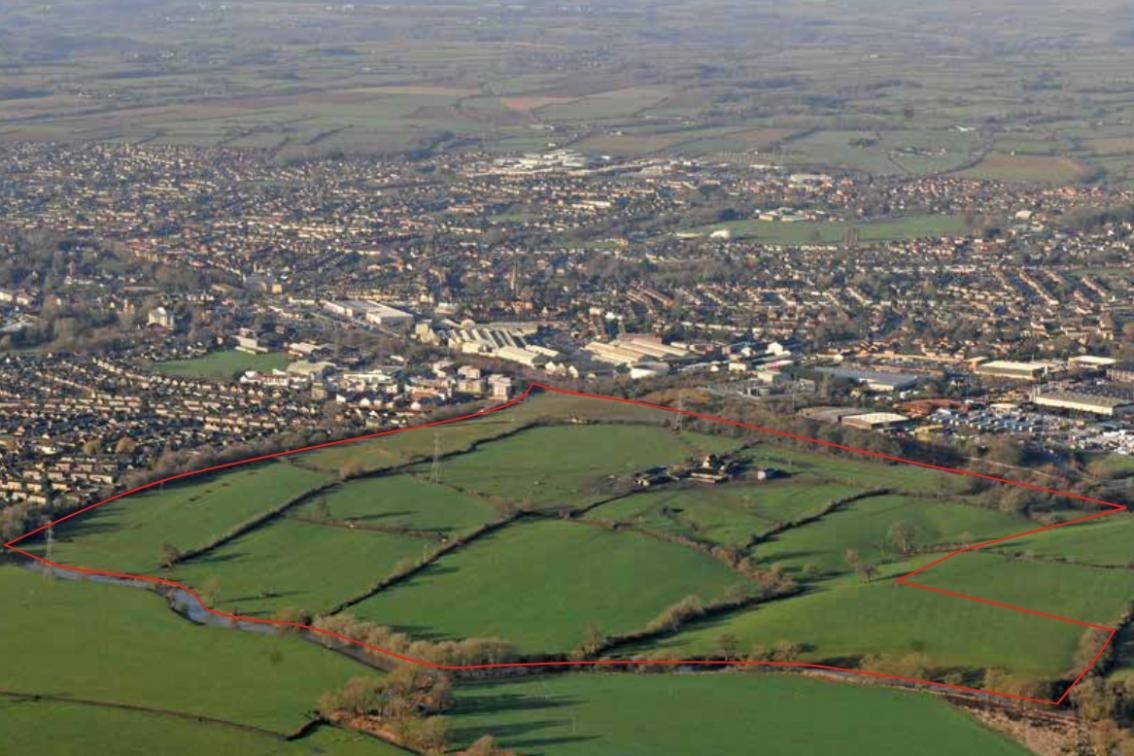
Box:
1110;362;1134;384
584;335;691;367
974;360;1049;381
1031;388;1134;417
814;366;921;393
323;299;415;331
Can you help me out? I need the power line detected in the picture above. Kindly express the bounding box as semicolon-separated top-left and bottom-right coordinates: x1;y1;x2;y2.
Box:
431;428;441;483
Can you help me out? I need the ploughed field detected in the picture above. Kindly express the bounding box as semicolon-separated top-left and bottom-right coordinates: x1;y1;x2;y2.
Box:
9;389;1129;754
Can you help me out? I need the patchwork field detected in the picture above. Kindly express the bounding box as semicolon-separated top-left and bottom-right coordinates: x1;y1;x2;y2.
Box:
7;386;1131;754
450;673;1028;755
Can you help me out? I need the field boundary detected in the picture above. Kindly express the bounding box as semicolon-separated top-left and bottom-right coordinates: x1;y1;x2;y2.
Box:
4;381;1128;707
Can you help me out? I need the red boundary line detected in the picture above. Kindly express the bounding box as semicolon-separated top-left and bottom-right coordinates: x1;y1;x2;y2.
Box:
3;381;1128;706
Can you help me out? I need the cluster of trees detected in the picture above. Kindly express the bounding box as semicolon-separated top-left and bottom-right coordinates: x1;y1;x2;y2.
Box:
317;667;452;753
312;613;518;669
318;667;516;755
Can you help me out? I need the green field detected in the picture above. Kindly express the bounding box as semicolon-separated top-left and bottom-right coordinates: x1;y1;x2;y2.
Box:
0;567;370;735
410;425;743;511
634;560;1089;679
912;551;1134;627
686;214;969;244
153;350;290;380
0;700;405;756
297;390;677;476
987;514;1134;566
590;477;864;548
753;494;1031;575
958;153;1088;183
743;444;963;495
450;673;1027;755
40;461;329;572
10;386;1124;753
292;473;500;534
168;517;431;616
351;519;745;652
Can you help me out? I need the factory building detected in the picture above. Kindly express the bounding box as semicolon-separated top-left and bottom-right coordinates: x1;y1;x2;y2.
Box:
1031;389;1134;418
974;360;1049;382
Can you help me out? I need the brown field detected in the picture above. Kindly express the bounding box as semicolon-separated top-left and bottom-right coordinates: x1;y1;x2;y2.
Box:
958;153;1089;183
501;95;574;112
572;132;691;155
1085;137;1134;156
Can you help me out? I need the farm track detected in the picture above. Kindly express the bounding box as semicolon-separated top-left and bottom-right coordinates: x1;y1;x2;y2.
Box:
4;382;1128;707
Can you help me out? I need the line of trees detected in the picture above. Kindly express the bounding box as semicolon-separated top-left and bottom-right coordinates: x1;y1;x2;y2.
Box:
312;613;518;669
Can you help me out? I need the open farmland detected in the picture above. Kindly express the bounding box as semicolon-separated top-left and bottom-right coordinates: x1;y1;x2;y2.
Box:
350;518;745;652
449;673;1028;755
6;386;1131;754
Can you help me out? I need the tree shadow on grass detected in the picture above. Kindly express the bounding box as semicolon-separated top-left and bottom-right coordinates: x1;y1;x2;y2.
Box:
347;511;414;522
451;692;596;754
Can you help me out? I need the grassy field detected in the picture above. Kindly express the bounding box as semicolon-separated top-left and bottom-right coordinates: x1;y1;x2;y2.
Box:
912;551;1134;627
153;350;290;380
753;494;1031;575
297;390;679;476
409;424;743;511
1085;452;1134;479
39;461;330;572
635;554;1122;679
987;514;1134;566
449;673;1027;755
168;518;431;616
0;700;405;756
0;566;370;735
293;473;500;534
743;444;964;495
958;153;1089;183
686;213;969;244
351;519;744;652
590;477;864;548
